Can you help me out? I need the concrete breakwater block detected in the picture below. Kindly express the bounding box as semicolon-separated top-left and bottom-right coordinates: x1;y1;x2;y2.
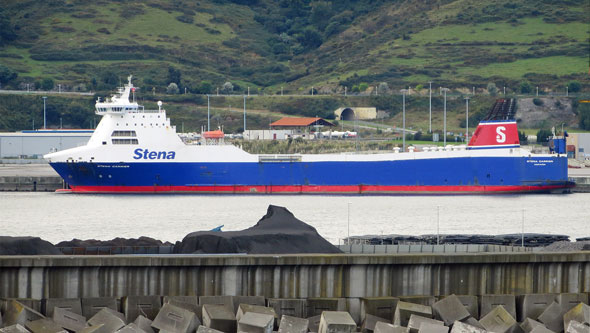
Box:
360;314;390;333
479;305;516;333
233;296;266;314
418;322;448;333
520;318;545;333
318;311;356;333
462;317;485;330
278;315;309;333
163;297;202;324
268;299;306;319
563;303;590;330
565;320;590;333
399;297;436;307
199;296;233;312
360;297;399;323
133;315;154;333
196;325;224;333
114;323;146;333
236;304;278;323
557;294;588;314
0;324;29;333
237;312;274;333
450;320;486;333
151;303;198;333
122;296;161;322
306;298;346;318
537;301;564;332
516;294;555;322
87;308;126;333
202;304;236;333
408;315;444;333
479;295;516;320
374;322;409;333
52;307;87;332
529;326;554;333
432;295;470;326
3;300;45;327
1;299;42;314
25;318;68;333
393;301;433;327
307;315;322;333
42;299;83;318
81;298;119;320
453;296;478;320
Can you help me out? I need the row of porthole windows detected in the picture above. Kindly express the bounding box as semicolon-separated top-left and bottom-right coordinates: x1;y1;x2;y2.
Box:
121;115;161;118
116;123;166;126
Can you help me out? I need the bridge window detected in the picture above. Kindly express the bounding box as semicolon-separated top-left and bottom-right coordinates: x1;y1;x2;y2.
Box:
112;130;137;137
112;138;139;145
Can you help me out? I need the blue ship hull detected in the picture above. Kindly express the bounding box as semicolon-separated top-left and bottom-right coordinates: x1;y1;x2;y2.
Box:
50;155;573;194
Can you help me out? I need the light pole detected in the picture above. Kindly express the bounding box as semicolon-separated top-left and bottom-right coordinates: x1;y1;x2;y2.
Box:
207;95;210;131
566;86;569;96
429;81;432;133
536;86;539;96
401;89;408;152
442;88;449;146
42;96;47;129
347;202;351;245
465;96;470;143
243;95;247;132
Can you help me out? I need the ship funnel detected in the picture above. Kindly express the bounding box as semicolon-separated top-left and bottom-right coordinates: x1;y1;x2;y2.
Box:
468;120;520;149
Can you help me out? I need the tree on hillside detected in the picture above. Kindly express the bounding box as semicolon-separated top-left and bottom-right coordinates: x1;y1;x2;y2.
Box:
579;103;590;130
198;80;213;94
487;83;497;96
568;81;581;93
520;81;532;94
0;65;17;84
0;11;17;46
222;81;234;94
168;67;181;85
310;1;333;31
518;131;528;143
359;83;369;92
299;29;323;49
536;129;552;143
41;78;54;91
166;83;179;94
377;82;390;95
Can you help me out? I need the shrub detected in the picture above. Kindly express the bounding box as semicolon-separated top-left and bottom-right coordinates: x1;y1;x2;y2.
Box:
532;98;543;106
519;81;532;94
166;82;179;94
487;82;497;96
536;129;552;143
518;131;528;143
41;78;54;91
568;81;581;93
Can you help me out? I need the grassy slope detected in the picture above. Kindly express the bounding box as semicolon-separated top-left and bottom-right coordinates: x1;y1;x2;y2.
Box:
0;0;588;133
0;0;587;91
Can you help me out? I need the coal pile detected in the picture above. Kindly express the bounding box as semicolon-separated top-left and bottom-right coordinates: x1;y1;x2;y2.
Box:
174;205;342;254
348;233;571;247
56;236;173;248
0;236;62;255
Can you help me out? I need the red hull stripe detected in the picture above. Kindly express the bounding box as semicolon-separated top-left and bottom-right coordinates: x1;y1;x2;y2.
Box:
69;184;572;194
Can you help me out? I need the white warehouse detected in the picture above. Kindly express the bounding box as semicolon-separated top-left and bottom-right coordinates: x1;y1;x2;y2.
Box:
0;130;93;158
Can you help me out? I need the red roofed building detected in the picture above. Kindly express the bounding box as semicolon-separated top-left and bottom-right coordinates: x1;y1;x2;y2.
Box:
270;117;334;128
269;117;335;140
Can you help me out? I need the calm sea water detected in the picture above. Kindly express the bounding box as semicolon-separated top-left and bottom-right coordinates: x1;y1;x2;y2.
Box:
0;192;588;245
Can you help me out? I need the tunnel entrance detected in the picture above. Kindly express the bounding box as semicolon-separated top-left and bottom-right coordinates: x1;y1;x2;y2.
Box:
340;108;356;121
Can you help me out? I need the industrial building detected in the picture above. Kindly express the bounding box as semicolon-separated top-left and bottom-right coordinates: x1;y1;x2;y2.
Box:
566;132;590;159
268;117;335;140
0;130;93;159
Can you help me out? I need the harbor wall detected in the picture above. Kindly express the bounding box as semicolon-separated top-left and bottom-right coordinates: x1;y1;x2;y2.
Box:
1;252;589;299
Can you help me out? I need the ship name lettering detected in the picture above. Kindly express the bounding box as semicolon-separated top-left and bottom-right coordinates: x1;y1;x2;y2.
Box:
133;148;176;160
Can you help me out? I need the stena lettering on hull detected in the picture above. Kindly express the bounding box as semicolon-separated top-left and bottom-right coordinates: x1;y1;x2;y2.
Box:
133;148;176;160
44;75;574;194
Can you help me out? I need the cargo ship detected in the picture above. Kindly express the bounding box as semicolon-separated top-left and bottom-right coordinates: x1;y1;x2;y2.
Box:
44;77;573;194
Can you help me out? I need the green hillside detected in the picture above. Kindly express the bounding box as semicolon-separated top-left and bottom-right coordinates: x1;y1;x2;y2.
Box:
0;0;588;134
0;0;587;95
